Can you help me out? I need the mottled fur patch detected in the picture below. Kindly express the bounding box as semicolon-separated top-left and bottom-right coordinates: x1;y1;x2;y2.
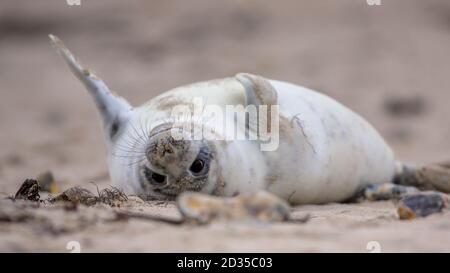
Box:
154;95;190;112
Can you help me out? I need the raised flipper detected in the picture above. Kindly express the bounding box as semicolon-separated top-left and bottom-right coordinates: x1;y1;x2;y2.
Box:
235;73;279;151
235;73;278;111
49;34;132;140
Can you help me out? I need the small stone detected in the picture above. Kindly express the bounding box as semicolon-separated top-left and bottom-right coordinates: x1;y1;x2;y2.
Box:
36;171;59;194
397;192;449;220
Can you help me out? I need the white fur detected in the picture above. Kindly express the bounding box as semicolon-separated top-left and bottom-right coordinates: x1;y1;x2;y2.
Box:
109;77;395;204
50;34;395;204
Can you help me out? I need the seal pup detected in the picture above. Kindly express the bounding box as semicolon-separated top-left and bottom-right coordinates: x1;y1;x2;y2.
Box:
50;35;448;205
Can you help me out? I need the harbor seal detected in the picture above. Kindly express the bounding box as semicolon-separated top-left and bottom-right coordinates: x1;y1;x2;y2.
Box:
49;34;397;205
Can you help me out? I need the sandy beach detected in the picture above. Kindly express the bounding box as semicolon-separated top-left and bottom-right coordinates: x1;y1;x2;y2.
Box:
1;0;450;252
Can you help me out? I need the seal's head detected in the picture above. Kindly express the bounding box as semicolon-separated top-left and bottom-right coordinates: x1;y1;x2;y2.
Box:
50;34;226;199
49;35;267;200
137;123;219;199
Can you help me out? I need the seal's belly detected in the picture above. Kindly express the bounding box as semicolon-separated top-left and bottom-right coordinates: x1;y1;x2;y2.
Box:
140;77;395;204
51;35;396;205
268;80;396;204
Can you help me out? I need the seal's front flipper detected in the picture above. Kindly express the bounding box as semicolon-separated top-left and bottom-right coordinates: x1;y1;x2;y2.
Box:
49;34;132;140
235;73;278;109
394;162;450;193
235;73;279;151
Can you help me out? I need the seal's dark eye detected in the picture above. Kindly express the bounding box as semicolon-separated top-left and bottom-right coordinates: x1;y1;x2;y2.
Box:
189;159;204;174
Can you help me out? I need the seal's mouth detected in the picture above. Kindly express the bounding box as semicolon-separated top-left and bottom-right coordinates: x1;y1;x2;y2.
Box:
153;188;179;198
137;183;181;201
153;180;207;197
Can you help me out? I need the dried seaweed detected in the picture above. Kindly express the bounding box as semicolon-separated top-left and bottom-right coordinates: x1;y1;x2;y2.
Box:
14;179;40;202
50;185;129;207
11;178;305;226
97;186;128;207
51;186;98;206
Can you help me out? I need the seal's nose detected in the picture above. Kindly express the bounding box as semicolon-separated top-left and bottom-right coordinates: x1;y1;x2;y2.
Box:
155;138;175;157
146;131;190;168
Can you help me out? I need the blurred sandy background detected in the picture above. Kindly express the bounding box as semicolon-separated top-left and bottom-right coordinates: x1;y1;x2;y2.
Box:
1;0;450;252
